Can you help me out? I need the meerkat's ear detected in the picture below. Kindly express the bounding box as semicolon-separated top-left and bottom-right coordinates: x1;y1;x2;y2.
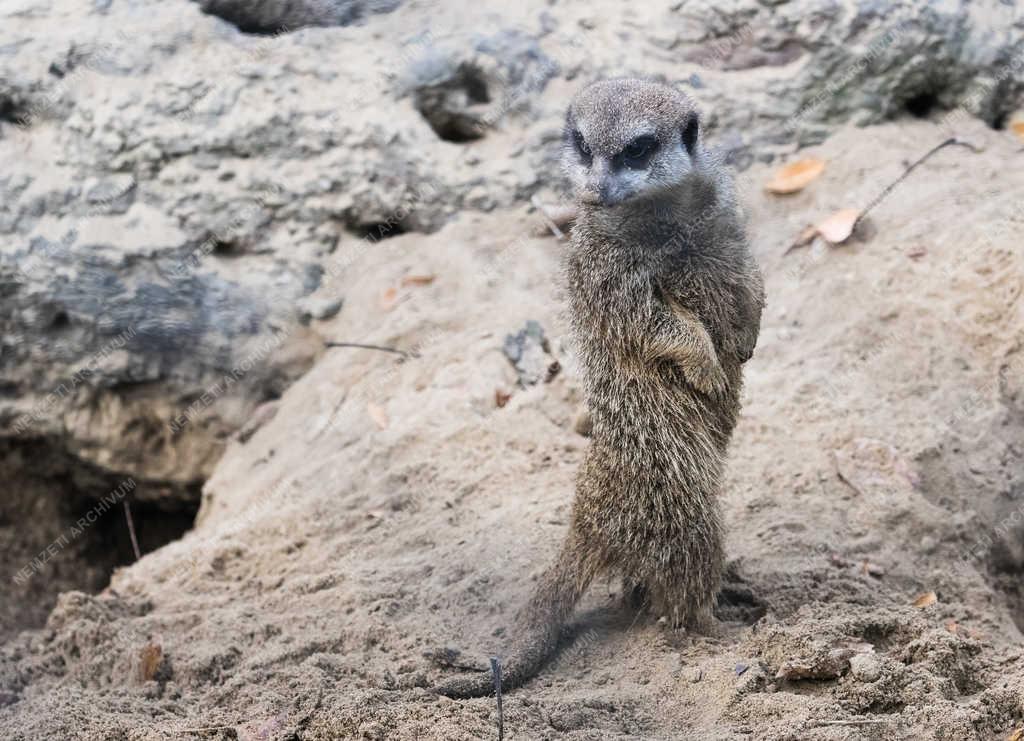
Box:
681;113;699;156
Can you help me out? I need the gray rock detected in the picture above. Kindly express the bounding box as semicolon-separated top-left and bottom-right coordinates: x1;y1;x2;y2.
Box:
503;320;559;388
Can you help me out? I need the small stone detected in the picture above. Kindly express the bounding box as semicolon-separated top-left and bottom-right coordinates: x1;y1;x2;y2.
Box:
297;296;343;322
849;652;881;682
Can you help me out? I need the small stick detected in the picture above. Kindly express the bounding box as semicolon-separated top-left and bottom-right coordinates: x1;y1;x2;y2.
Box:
854;136;981;230
178;725;236;733
123;500;141;561
531;194;569;240
323;341;410;358
812;719;893;726
489;656;504;741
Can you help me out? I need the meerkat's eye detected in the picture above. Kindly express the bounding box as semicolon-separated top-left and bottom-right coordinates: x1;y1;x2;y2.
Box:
620;135;659;169
572;129;592;165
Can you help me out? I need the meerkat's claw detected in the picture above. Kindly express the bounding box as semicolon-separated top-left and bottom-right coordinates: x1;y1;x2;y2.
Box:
688;361;728;400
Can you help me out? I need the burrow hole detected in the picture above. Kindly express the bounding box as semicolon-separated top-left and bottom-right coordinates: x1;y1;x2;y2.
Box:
0;439;200;639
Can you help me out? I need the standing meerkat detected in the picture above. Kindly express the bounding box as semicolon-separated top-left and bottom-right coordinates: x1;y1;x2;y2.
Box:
436;78;764;697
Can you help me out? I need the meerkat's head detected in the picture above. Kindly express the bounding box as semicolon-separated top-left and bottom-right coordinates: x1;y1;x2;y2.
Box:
563;78;703;208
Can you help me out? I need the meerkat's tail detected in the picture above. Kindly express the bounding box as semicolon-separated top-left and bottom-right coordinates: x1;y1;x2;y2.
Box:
434;539;593;698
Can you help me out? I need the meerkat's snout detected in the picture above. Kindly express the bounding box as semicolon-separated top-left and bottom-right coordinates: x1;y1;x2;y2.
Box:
579;158;627;206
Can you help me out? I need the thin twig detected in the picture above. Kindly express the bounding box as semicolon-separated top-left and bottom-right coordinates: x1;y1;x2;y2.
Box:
179;725;236;733
323;341;410;358
812;719;893;726
123;500;141;561
854;136;981;230
490;656;503;741
832;452;866;497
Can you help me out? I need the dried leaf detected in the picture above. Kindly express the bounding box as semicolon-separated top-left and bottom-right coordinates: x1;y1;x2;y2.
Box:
401;274;436;287
765;158;826;194
1009;729;1024;741
379;286;398;311
366;401;389;430
1010;120;1024;143
495;389;512;408
912;591;937;608
816;208;861;244
137;642;163;682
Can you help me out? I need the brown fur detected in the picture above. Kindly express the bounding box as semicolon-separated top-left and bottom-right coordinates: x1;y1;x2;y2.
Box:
436;79;764;698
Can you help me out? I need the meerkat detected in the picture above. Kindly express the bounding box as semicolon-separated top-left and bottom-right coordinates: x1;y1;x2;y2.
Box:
435;78;765;697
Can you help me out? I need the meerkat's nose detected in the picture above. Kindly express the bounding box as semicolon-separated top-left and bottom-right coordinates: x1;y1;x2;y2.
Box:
582;160;612;205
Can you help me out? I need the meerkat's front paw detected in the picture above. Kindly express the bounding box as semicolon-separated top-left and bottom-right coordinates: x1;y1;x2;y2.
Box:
687;361;728;399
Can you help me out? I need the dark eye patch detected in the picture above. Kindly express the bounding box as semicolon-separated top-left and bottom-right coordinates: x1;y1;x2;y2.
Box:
572;129;592;165
618;135;659;170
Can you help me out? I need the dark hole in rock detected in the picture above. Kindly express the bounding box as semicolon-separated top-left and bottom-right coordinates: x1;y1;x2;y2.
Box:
0;96;28;126
429;116;487;143
212;239;239;256
50;311;70;329
990;110;1007;131
414;63;491;143
193;0;402;36
77;494;200;568
904;92;939;118
356;220;407;242
0;439;200;641
461;67;491;106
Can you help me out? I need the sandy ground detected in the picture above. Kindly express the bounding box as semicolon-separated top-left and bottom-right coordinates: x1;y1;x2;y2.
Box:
2;116;1024;739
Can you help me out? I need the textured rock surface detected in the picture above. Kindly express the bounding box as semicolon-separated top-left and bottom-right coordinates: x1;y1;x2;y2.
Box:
0;0;1023;737
4;0;1021;503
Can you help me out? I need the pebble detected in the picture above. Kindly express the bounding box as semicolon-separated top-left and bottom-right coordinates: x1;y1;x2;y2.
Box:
849;652;882;682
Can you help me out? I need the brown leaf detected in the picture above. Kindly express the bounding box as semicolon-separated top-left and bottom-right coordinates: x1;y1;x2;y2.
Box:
912;591;937;608
379;286;398;311
1010;120;1024;143
366;401;389;430
765;158;826;194
816;208;861;244
137;642;163;682
1008;729;1024;741
495;389;512;408
401;274;436;287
